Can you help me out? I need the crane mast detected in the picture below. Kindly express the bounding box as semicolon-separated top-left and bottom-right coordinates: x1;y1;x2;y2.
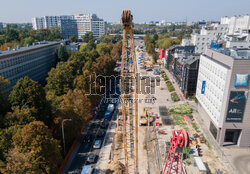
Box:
120;9;138;174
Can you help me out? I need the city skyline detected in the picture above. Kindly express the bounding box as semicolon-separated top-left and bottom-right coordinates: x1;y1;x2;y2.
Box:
0;0;249;23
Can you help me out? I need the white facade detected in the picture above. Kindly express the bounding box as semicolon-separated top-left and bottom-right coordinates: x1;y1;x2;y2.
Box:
74;14;104;39
191;24;228;53
221;15;250;35
225;30;250;49
181;38;191;46
196;54;230;127
32;14;105;39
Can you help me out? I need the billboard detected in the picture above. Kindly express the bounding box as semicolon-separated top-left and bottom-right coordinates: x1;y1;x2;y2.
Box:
226;91;247;122
234;74;249;87
201;81;206;94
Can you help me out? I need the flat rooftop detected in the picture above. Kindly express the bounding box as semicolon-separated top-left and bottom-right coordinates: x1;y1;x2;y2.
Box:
0;41;60;58
211;47;250;59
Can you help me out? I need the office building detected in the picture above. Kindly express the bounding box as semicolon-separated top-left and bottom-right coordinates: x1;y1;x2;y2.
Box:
32;14;105;39
221;15;250;35
0;41;60;92
196;47;250;147
191;24;228;53
166;45;200;97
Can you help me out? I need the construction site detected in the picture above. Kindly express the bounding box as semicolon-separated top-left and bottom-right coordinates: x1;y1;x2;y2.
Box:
102;9;231;174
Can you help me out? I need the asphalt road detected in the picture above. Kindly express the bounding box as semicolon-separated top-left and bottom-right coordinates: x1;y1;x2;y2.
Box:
67;81;120;174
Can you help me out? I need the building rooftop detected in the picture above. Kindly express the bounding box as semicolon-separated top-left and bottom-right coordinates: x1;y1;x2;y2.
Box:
211;47;250;59
0;41;60;58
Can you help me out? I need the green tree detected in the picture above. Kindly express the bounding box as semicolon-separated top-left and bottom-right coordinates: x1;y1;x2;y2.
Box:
5;28;19;42
0;126;19;162
0;76;9;118
56;45;68;62
8;77;51;125
96;42;110;55
68;35;77;42
79;43;87;52
6;121;62;174
45;62;74;96
22;36;35;46
4;106;37;127
82;32;94;43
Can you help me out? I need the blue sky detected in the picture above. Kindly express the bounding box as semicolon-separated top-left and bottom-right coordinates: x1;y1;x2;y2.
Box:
0;0;249;23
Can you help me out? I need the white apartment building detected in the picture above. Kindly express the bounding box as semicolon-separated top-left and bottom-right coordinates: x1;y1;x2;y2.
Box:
196;47;250;147
225;30;250;49
221;15;250;35
74;14;104;39
191;24;228;53
32;14;105;39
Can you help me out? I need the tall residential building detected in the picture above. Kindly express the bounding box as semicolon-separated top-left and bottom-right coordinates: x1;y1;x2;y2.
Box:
196;47;250;147
32;14;105;39
221;15;250;35
191;24;228;53
0;41;60;92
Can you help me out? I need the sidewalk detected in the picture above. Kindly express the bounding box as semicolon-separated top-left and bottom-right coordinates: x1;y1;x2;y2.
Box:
163;69;186;101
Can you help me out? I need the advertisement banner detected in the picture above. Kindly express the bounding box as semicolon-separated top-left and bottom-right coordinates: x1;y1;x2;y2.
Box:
234;74;249;87
201;81;206;94
226;91;247;122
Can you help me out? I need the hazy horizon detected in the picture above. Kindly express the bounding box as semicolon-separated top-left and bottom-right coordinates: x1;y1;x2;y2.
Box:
0;0;249;23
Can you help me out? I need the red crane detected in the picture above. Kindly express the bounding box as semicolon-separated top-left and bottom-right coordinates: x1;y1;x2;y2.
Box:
163;130;190;174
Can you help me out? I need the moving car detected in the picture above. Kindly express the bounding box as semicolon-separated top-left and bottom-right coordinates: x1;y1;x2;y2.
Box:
86;154;96;164
93;140;102;149
81;165;94;174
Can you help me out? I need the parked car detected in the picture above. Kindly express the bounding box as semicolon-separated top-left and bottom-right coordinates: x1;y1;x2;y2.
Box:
153;70;160;75
83;134;92;143
86;154;96;164
107;104;115;113
97;129;105;137
100;120;108;128
146;68;153;71
93;140;102;149
104;111;111;120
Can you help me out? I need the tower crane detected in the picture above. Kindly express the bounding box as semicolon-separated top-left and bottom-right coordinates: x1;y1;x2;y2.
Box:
120;9;139;174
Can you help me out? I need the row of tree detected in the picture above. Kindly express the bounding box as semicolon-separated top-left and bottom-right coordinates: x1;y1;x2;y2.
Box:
0;26;62;51
0;33;122;173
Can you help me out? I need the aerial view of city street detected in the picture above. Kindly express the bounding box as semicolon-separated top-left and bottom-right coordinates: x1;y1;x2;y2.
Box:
0;0;250;174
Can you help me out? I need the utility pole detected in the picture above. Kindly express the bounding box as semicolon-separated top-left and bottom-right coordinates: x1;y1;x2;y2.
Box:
62;119;72;155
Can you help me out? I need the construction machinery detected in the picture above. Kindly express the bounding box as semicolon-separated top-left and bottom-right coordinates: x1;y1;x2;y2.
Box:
139;108;153;126
163;130;190;174
120;9;139;174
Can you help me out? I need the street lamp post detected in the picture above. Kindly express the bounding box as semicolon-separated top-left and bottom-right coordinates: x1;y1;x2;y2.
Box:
62;119;72;155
